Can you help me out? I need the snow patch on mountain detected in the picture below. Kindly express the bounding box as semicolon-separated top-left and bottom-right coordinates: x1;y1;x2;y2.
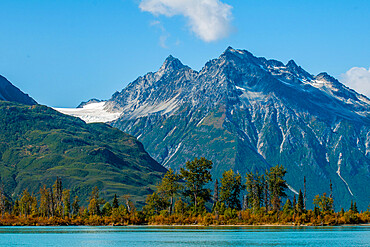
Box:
287;183;299;195
162;142;182;168
54;102;121;123
336;153;354;196
117;93;181;120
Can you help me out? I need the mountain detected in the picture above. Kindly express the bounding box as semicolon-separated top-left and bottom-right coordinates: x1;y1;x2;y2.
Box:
0;100;167;206
77;98;104;108
61;47;370;210
0;75;37;105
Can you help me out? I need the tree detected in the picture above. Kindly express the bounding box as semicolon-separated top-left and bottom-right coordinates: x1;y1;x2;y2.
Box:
353;202;359;214
39;185;51;217
52;177;63;216
157;168;182;215
72;196;80;216
313;193;333;213
267;165;288;211
283;198;293;214
180;157;213;212
330;180;334;212
0;184;7;217
112;194;119;209
62;189;70;217
123;195;133;213
263;176;269;212
297;189;304;214
101;202;112;216
13;200;20;216
19;189;37;217
303;176;306;210
88;187;104;215
19;189;31;217
220;169;244;210
143;192;167;216
242;195;248;211
245;170;264;212
213;179;219;208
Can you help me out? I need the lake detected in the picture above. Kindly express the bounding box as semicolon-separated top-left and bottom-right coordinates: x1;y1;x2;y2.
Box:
0;225;369;246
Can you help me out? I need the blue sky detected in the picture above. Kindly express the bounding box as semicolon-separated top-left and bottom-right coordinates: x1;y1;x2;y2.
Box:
0;0;369;107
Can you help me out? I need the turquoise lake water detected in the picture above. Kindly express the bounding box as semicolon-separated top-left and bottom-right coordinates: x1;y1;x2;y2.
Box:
0;225;369;246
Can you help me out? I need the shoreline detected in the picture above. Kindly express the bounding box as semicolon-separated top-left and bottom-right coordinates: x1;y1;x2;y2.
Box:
1;223;369;227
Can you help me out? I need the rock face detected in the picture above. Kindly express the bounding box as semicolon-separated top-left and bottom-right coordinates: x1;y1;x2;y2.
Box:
89;47;369;209
0;75;37;105
77;98;103;108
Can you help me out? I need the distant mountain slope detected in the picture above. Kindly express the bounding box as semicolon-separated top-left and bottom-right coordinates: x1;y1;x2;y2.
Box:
0;101;166;205
59;47;370;210
0;75;37;105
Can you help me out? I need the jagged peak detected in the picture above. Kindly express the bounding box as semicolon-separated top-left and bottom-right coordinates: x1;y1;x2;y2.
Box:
316;72;337;82
159;55;185;72
222;46;250;56
225;46;235;53
286;59;298;68
285;59;313;80
266;59;285;68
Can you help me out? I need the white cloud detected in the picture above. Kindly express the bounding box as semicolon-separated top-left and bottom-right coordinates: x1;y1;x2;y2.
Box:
139;0;233;42
341;67;370;98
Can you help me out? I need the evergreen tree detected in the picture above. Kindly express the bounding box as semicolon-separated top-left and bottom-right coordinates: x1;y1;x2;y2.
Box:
303;176;306;210
219;169;244;210
72;196;80;216
0;184;7;217
353;202;359;214
180;157;213;212
101;202;112;216
267;165;288;211
245;170;264;212
112;194;119;209
329;180;334;212
297;189;304;214
13;200;20;216
283;198;293;214
263;177;269;212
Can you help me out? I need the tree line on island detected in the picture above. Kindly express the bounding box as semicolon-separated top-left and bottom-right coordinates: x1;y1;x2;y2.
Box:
0;157;368;226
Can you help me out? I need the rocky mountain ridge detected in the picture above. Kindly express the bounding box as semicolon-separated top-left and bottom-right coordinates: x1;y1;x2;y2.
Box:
70;47;369;209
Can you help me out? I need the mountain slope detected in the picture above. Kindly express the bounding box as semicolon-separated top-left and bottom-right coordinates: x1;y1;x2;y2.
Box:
61;47;370;210
0;101;166;206
0;75;37;105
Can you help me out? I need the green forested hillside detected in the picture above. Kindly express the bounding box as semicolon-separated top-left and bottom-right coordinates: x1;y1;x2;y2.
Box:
0;101;167;206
